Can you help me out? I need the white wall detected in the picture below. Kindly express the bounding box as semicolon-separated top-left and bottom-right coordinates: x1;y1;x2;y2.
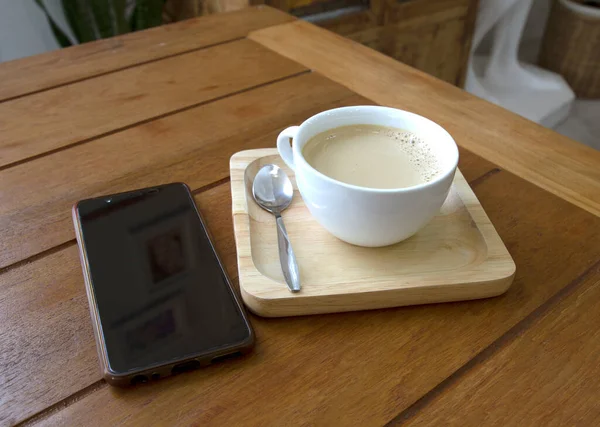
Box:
0;0;58;63
0;0;76;63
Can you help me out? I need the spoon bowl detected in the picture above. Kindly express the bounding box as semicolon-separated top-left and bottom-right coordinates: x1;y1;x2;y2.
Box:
252;164;294;214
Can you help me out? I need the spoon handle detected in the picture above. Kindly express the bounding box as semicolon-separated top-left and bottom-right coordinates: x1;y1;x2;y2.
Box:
275;214;301;292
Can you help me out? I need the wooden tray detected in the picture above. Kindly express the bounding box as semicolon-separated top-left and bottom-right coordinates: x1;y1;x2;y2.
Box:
230;149;515;317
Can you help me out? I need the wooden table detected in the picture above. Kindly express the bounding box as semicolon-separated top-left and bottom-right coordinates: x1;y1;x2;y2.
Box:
1;6;599;426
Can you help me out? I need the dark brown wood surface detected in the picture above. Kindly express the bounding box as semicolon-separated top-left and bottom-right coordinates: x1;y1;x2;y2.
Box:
0;6;599;427
400;265;600;426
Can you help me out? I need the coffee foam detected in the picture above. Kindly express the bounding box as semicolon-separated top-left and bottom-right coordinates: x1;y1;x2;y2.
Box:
377;127;441;183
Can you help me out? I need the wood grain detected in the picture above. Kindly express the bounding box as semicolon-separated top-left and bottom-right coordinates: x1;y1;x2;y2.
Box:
231;150;514;316
249;20;600;216
18;160;600;426
0;6;294;102
0;73;368;270
403;263;600;426
328;13;469;86
0;39;305;168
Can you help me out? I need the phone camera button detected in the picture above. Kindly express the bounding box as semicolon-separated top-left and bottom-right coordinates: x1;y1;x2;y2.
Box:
131;375;148;385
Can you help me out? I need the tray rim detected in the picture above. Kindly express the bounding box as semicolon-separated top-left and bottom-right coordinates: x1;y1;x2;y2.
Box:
230;149;516;317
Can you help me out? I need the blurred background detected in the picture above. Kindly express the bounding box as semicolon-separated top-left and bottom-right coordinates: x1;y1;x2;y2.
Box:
0;0;597;149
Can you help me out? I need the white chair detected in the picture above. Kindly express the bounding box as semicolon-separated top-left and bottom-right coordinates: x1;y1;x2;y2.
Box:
466;0;574;127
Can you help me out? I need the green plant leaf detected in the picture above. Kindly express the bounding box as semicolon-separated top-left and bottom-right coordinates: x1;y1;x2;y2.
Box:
131;0;165;31
39;0;165;46
62;0;131;43
93;0;130;37
62;0;101;43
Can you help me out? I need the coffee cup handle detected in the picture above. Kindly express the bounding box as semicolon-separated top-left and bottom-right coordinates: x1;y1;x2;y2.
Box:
277;126;300;171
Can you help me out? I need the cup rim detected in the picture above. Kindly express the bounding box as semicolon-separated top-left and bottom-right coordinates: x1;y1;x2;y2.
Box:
292;106;460;194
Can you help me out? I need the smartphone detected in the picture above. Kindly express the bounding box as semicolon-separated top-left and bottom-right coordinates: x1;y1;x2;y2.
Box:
72;183;254;386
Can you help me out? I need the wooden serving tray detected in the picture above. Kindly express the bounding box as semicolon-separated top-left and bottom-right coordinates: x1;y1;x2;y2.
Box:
230;149;515;317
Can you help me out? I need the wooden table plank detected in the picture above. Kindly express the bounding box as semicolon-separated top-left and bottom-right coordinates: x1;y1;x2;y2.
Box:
401;263;600;426
16;159;600;426
0;6;294;103
0;73;366;270
0;39;305;168
248;21;600;217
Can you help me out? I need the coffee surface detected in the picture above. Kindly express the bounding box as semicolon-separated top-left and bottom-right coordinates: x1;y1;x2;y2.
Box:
302;124;442;189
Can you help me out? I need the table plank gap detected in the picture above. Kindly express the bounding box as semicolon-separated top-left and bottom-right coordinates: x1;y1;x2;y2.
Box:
191;177;232;196
19;381;107;427
468;168;501;188
0;239;75;277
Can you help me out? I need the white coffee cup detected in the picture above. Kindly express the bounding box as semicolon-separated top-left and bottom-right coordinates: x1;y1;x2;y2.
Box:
276;106;459;247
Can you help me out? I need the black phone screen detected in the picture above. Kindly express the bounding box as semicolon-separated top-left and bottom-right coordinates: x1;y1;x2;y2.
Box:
76;183;251;375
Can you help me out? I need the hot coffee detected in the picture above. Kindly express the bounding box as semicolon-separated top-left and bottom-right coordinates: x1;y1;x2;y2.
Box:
302;124;441;189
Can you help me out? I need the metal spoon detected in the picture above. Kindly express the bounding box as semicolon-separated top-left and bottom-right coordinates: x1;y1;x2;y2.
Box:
252;164;301;293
